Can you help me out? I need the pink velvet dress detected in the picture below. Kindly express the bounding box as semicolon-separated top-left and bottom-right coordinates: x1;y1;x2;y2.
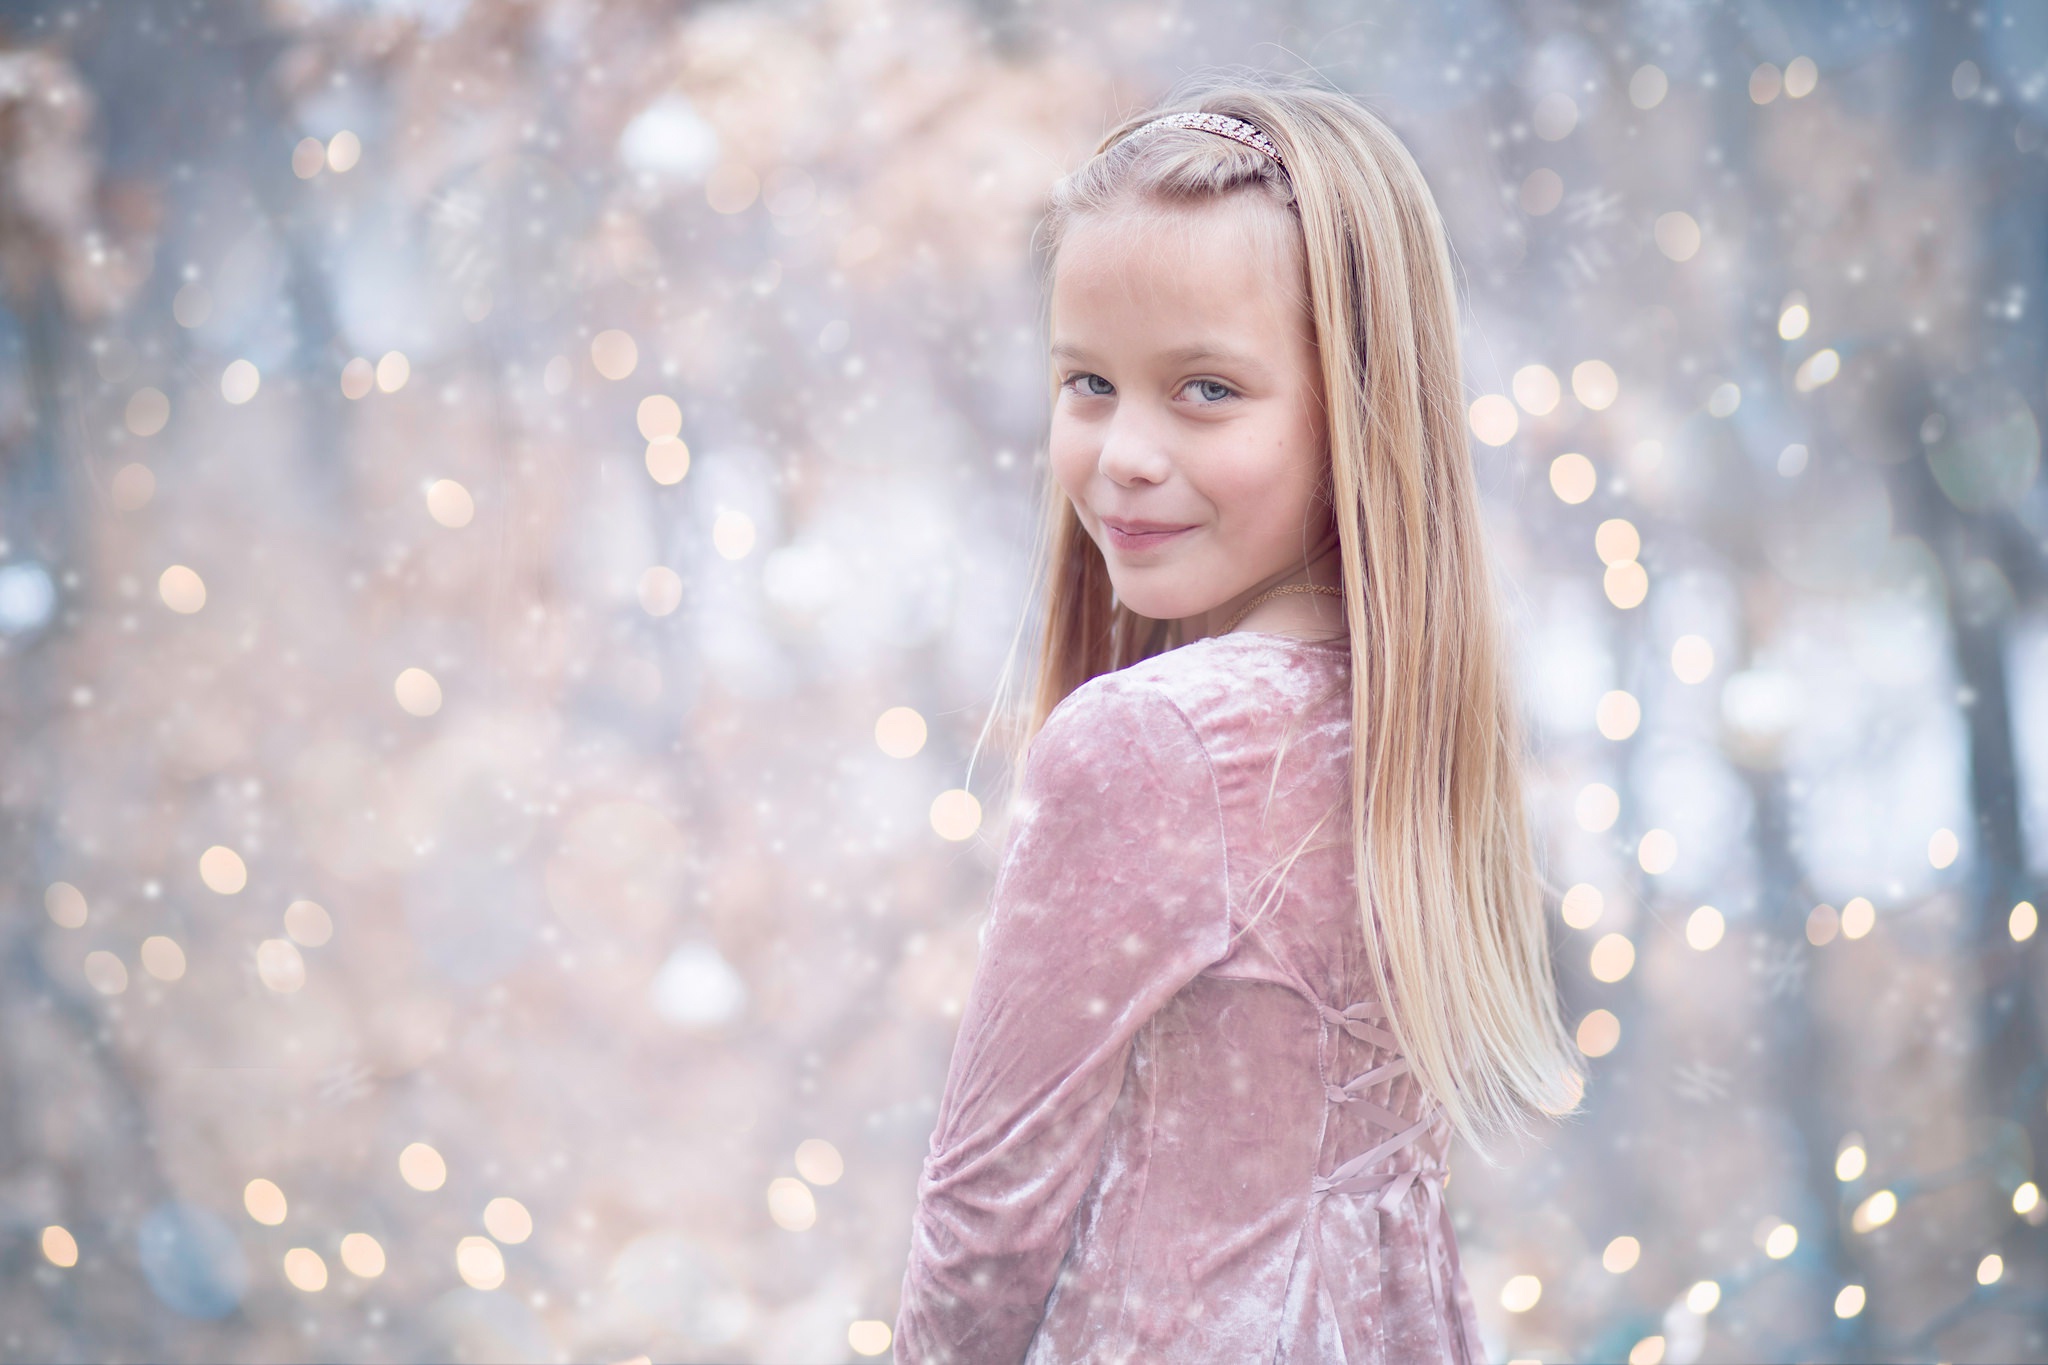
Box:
895;632;1488;1364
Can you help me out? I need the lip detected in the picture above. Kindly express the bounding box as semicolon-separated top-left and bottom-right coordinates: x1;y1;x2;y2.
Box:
1099;515;1196;553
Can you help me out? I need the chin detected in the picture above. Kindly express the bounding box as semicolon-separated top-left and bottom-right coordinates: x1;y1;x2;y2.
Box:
1104;578;1204;623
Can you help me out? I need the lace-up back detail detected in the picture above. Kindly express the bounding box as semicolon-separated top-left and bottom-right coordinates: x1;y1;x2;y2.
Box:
1297;992;1465;1363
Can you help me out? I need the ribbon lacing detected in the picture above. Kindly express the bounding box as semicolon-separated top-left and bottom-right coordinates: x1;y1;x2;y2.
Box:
1307;996;1466;1362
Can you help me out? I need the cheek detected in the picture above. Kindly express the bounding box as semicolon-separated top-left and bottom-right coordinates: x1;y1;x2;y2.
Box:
1047;414;1096;502
1189;425;1325;535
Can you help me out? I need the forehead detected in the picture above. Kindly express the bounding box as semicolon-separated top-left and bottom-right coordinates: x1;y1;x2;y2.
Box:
1050;196;1305;328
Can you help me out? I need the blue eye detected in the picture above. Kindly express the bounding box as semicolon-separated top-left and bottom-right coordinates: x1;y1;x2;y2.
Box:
1189;379;1232;402
1075;374;1114;396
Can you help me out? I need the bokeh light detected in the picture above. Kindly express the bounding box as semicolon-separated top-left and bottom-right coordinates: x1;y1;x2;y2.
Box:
1512;364;1560;416
111;462;156;510
712;509;757;559
82;950;128;995
1499;1272;1542;1312
1576;1009;1620;1058
484;1196;533;1244
1654;211;1701;263
929;789;982;841
339;1233;386;1278
767;1176;817;1231
220;359;260;405
638;567;684;617
42;1226;78;1267
157;565;206;614
125;386;169;436
1560;883;1604;931
140;935;187;981
243;1178;287;1226
875;707;929;758
1603;561;1649;609
1589;934;1636;984
795;1138;846;1185
1549;452;1596;504
1594;519;1641;566
282;1247;328;1292
394;668;443;717
256;939;306;993
455;1235;505;1290
1763;1221;1798;1259
1840;896;1876;940
1468;394;1518;446
326;129;361;172
1575;784;1620;833
1851;1188;1898;1232
426;479;475;528
591;329;638;380
1808;903;1841;946
399;1142;448;1192
849;1320;894;1356
637;394;683;441
198;845;246;894
283;900;332;946
1629;65;1668;109
1595;690;1640;740
645;436;692;484
1637;829;1677;875
1571;360;1618;410
45;881;87;928
2014;901;2040;942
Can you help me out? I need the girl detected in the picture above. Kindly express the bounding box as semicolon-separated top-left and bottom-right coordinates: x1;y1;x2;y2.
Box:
896;73;1580;1364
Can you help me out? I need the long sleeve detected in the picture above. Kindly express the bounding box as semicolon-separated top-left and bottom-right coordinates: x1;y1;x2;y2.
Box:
894;678;1233;1365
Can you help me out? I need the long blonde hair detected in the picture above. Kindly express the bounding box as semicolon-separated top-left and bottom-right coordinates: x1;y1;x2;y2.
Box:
1004;70;1581;1147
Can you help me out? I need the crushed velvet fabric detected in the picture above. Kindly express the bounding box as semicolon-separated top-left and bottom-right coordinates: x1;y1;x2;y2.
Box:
896;632;1487;1364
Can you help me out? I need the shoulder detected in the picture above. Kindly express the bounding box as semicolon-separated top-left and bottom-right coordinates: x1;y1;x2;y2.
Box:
1042;635;1346;760
1028;660;1215;803
1041;634;1248;739
1008;660;1227;875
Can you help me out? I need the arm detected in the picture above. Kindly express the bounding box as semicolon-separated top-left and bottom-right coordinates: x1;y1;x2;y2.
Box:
894;678;1231;1365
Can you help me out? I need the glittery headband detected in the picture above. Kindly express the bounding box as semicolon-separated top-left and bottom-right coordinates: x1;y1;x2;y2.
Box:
1119;110;1288;173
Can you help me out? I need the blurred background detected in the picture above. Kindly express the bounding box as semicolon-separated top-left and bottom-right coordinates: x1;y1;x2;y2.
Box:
1;0;2044;1361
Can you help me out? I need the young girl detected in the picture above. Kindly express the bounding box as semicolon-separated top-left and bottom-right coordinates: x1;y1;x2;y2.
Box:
895;74;1580;1364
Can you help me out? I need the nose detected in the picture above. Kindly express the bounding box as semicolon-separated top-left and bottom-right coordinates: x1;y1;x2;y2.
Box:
1096;405;1173;488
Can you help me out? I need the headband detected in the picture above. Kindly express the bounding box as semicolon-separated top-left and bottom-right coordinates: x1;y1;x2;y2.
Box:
1119;110;1288;174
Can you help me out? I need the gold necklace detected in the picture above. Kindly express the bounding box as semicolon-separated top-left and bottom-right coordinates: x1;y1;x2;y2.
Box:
1221;582;1343;635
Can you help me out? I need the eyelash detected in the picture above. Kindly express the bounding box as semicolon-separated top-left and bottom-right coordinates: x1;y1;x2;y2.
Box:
1063;374;1236;404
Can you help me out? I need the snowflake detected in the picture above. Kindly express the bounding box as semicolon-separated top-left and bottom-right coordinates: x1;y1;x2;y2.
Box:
317;1061;376;1107
1673;1061;1733;1104
1752;937;1808;999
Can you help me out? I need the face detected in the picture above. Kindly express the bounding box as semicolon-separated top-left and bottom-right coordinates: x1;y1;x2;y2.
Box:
1048;195;1330;631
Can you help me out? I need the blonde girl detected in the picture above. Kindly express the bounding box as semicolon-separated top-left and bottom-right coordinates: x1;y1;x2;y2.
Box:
897;70;1579;1364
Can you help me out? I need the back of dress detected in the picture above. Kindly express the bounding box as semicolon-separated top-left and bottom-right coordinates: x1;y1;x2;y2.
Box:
896;632;1488;1365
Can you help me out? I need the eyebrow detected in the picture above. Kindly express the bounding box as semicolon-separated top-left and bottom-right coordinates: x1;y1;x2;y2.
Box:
1050;341;1264;370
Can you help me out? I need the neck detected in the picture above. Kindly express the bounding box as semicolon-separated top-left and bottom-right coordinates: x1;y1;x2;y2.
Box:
1180;529;1347;644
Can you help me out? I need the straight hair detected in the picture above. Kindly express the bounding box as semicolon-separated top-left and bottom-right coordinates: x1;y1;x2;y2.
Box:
990;70;1582;1149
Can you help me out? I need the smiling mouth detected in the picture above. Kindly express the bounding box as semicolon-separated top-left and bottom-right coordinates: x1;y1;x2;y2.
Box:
1100;519;1195;553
